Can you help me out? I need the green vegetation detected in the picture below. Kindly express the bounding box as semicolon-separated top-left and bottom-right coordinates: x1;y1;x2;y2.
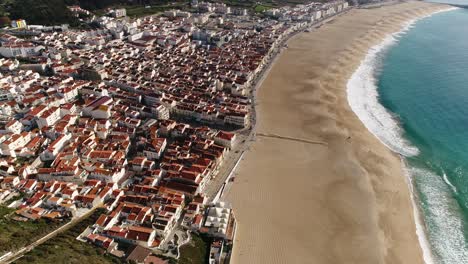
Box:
70;0;184;11
0;205;14;217
2;191;26;206
71;0;135;10
0;0;117;26
178;233;211;264
13;208;122;264
7;0;77;26
254;3;274;13
125;4;184;18
0;0;326;27
0;0;13;16
221;0;311;9
0;206;62;255
221;0;253;8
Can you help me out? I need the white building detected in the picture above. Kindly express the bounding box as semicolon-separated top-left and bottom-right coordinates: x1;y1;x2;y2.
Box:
82;96;113;119
0;132;31;157
204;202;233;239
36;107;61;129
214;131;236;148
110;8;127;18
0;43;44;58
143;138;167;160
88;167;126;183
41;133;71;160
224;112;249;127
151;104;170;120
5;120;23;134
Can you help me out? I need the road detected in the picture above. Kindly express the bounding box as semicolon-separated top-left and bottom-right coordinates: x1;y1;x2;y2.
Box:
3;7;353;264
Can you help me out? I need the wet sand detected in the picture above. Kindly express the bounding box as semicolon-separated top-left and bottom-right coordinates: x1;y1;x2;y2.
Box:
226;2;449;264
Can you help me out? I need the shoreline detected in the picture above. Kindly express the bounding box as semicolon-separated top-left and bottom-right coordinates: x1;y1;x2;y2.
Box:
226;1;451;263
401;157;435;264
345;6;457;264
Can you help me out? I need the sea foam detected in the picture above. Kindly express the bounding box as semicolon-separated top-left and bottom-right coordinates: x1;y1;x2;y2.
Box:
346;23;419;157
346;7;458;264
409;166;468;264
346;7;458;158
402;161;437;264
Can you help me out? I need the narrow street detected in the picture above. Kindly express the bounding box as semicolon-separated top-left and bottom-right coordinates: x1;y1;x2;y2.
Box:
3;205;101;264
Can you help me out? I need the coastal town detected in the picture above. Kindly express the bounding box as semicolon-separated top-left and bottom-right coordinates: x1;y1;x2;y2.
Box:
0;0;349;263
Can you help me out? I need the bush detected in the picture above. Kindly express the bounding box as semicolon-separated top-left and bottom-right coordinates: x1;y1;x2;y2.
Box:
13;209;122;264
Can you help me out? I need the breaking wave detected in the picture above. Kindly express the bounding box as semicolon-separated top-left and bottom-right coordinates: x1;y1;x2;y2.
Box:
409;166;468;263
346;21;419;157
346;7;459;264
346;8;456;157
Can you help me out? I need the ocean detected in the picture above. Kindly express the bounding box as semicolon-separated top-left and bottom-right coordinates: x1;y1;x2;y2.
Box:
347;6;468;264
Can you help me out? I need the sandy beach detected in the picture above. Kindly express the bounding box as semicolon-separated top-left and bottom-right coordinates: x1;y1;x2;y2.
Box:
226;1;450;264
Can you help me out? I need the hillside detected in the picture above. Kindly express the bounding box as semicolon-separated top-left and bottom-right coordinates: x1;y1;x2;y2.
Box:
1;0;77;25
0;0;355;26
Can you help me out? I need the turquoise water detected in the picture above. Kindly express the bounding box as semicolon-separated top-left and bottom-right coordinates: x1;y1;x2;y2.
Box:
377;7;468;263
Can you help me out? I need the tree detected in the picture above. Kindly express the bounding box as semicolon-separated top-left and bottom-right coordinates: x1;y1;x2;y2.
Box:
8;0;78;26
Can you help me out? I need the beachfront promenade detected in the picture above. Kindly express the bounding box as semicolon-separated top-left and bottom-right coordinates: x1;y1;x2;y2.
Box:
0;3;352;263
205;7;353;203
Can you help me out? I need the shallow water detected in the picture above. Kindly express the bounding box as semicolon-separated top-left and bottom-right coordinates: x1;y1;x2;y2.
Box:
348;7;468;263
